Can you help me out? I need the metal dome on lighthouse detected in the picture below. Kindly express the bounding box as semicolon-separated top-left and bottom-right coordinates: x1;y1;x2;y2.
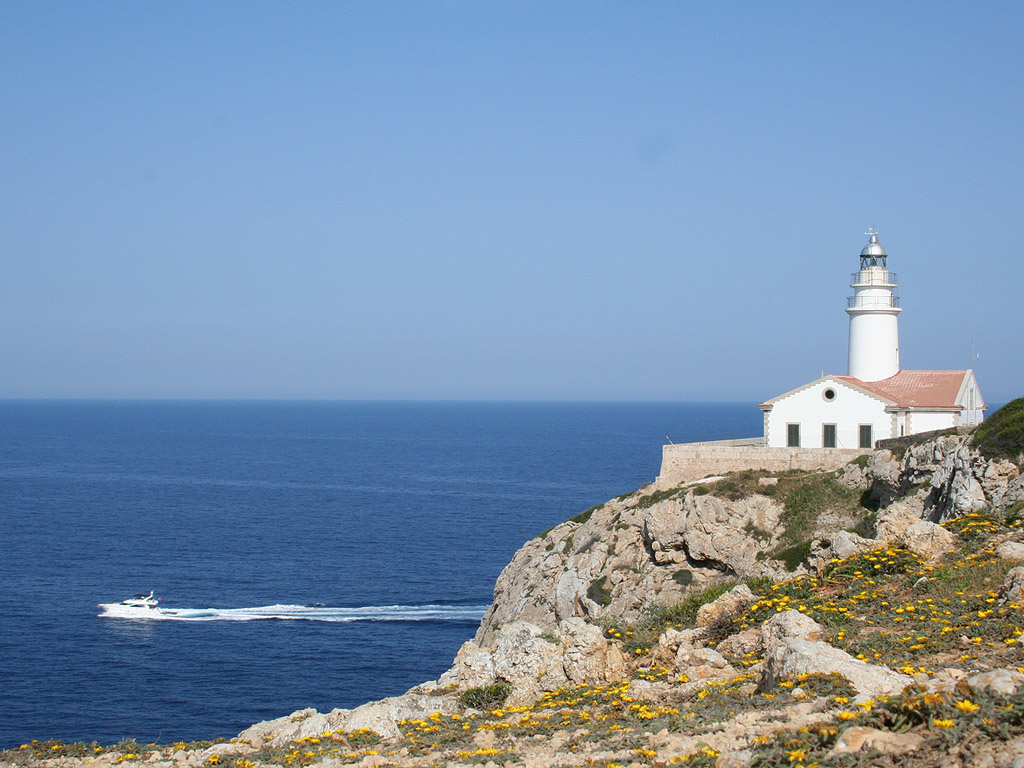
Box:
846;228;901;382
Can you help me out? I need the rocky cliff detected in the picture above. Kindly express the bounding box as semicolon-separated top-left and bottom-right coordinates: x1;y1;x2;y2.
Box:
7;410;1024;768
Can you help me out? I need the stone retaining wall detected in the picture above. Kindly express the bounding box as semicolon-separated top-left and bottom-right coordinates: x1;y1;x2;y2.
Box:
656;439;866;487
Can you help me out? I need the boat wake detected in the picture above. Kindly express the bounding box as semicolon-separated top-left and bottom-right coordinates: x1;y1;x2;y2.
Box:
97;602;489;623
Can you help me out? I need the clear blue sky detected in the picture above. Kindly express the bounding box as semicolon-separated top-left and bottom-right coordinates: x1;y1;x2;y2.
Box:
2;2;1021;402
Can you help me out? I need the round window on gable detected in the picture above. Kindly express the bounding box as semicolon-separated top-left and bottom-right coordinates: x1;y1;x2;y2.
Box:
823;387;837;403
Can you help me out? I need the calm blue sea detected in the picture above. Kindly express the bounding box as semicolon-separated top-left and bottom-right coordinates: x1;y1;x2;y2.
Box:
0;401;758;749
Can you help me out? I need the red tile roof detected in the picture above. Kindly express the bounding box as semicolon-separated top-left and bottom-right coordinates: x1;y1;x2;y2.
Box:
835;370;970;408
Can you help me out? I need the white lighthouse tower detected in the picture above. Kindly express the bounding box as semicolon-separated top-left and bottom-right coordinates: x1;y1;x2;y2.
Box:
846;228;901;382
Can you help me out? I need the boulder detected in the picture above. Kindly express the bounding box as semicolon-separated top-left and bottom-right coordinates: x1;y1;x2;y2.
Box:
828;530;877;560
827;726;923;758
696;584;756;630
838;461;868;490
716;626;761;658
237;691;459;744
758;609;824;651
443;640;495;689
490;622;569;703
654;627;706;664
558;617;627;685
674;646;736;681
899;521;956;560
759;611;912;697
981;459;1022;509
968;669;1024;696
866;450;903;507
927;443;989;522
874;494;926;543
997;541;1024;561
1000;567;1024;604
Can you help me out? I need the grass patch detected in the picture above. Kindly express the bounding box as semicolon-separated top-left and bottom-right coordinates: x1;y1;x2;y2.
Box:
775;540;812;572
743;520;772;541
570;504;602;524
587;576;612;606
458;682;511;710
972;397;1024;461
634;487;682;509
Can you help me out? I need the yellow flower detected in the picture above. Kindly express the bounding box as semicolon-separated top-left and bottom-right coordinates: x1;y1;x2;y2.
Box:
954;699;980;713
786;747;808;762
933;719;955;729
837;711;858;720
857;698;875;711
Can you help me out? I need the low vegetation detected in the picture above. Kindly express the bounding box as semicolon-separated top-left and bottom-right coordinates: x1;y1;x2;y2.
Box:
972;397;1024;462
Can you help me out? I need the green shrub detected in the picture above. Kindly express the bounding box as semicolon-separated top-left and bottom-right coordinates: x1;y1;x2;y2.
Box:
672;568;693;587
587;576;611;606
973;398;1024;461
459;682;512;710
570;504;602;524
635;487;681;508
775;540;812;572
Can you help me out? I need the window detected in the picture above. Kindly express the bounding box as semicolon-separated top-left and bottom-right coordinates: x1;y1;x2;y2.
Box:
787;423;800;447
823;424;837;448
822;388;837;402
859;424;873;449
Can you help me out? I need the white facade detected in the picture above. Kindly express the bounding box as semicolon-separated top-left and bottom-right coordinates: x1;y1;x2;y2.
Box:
762;377;892;449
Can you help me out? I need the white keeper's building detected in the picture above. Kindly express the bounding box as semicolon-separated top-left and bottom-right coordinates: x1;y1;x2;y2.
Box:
759;231;986;450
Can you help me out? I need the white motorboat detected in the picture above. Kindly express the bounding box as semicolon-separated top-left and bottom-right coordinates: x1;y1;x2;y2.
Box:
98;591;167;618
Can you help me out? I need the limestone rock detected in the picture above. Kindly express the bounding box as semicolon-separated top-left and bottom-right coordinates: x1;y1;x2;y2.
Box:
997;541;1024;561
1000;566;1024;604
837;461;868;490
237;692;458;744
716;626;760;658
980;459;1022;509
866;449;903;506
443;639;495;689
874;493;926;542
758;609;824;651
696;584;756;629
490;622;568;704
674;646;736;681
827;726;923;757
968;668;1024;696
927;441;990;522
900;520;956;560
759;611;912;697
827;530;876;560
643;492;783;576
558;617;627;685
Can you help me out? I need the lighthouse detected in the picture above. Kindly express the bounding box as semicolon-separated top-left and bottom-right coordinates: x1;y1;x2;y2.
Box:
846;229;901;382
756;229;985;452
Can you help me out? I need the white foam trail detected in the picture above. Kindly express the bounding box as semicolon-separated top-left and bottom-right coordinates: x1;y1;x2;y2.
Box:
97;603;489;622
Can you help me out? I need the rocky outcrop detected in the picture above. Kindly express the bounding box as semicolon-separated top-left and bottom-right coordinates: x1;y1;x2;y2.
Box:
866;435;1022;524
237;692;460;744
899;520;956;560
642;492;784;576
474;487;789;646
443;617;625;705
999;566;1024;604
